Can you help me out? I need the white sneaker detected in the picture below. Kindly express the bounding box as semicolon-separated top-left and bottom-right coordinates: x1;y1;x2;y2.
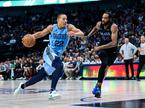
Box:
13;82;24;96
48;90;60;99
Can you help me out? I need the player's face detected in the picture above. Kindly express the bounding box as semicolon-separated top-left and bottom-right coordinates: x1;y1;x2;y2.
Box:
141;36;145;43
58;15;67;27
102;13;110;25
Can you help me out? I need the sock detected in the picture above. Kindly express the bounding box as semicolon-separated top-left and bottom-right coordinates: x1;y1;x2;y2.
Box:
96;82;102;89
50;88;54;93
21;84;25;89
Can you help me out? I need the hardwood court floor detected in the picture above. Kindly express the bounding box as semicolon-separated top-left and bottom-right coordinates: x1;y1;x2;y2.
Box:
0;80;145;108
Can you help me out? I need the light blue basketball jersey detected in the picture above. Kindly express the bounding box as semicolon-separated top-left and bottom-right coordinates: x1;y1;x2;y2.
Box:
49;24;70;56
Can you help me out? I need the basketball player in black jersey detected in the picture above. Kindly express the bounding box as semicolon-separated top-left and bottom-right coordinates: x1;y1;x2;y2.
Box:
87;12;119;98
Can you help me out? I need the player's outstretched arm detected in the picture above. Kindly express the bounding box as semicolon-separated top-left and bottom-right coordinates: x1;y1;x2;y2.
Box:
32;25;53;39
22;25;53;48
68;24;84;38
87;21;101;38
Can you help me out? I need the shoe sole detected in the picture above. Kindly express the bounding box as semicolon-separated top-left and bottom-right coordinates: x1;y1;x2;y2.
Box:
95;93;101;98
92;91;101;98
48;95;60;100
48;96;60;100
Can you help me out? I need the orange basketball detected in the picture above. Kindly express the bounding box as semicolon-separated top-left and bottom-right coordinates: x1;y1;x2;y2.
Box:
22;34;36;48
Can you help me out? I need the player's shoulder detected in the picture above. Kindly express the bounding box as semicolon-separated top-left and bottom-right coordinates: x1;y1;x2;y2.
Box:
96;21;101;26
67;24;75;31
48;24;53;27
47;24;56;32
47;24;53;30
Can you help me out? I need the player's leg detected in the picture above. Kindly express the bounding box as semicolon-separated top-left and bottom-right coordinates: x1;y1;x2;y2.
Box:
92;52;117;98
14;68;47;95
92;64;109;98
50;67;63;91
92;50;109;98
49;57;63;98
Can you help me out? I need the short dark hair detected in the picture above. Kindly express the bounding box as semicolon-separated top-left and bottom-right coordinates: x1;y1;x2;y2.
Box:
104;12;112;19
57;14;66;19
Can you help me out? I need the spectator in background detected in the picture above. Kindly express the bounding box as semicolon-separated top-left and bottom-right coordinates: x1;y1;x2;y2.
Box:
64;57;77;80
119;37;137;79
74;56;83;79
90;56;96;64
36;59;44;72
13;60;24;80
95;55;102;64
63;56;71;80
36;59;48;80
4;60;11;79
0;62;8;80
83;54;91;64
114;54;124;63
10;60;15;79
23;59;31;79
29;59;37;76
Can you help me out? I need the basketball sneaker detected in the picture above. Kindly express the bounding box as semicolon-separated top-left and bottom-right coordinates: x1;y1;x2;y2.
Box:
48;90;60;99
13;82;24;95
92;85;101;98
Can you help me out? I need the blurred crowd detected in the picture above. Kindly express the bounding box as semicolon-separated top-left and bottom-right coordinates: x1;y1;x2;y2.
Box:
0;0;145;80
0;54;42;80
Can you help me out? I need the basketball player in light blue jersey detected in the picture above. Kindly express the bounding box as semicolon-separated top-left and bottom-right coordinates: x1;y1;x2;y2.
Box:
14;14;84;98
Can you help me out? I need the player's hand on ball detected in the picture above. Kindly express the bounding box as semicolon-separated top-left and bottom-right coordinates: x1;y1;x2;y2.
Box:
22;34;36;48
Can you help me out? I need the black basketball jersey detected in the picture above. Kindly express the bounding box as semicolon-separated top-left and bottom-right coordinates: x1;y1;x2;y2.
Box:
98;22;117;53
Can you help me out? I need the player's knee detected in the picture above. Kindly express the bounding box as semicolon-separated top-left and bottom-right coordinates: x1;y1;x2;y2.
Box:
38;68;46;76
57;63;63;70
52;59;63;70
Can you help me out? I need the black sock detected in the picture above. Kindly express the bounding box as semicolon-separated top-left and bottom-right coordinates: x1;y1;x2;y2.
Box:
50;88;54;92
21;84;25;89
96;83;101;89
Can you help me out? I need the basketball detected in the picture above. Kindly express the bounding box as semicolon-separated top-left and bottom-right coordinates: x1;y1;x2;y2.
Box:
22;34;36;48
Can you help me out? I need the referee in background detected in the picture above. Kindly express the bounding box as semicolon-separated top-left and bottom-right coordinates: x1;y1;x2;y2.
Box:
136;35;145;81
120;36;137;79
